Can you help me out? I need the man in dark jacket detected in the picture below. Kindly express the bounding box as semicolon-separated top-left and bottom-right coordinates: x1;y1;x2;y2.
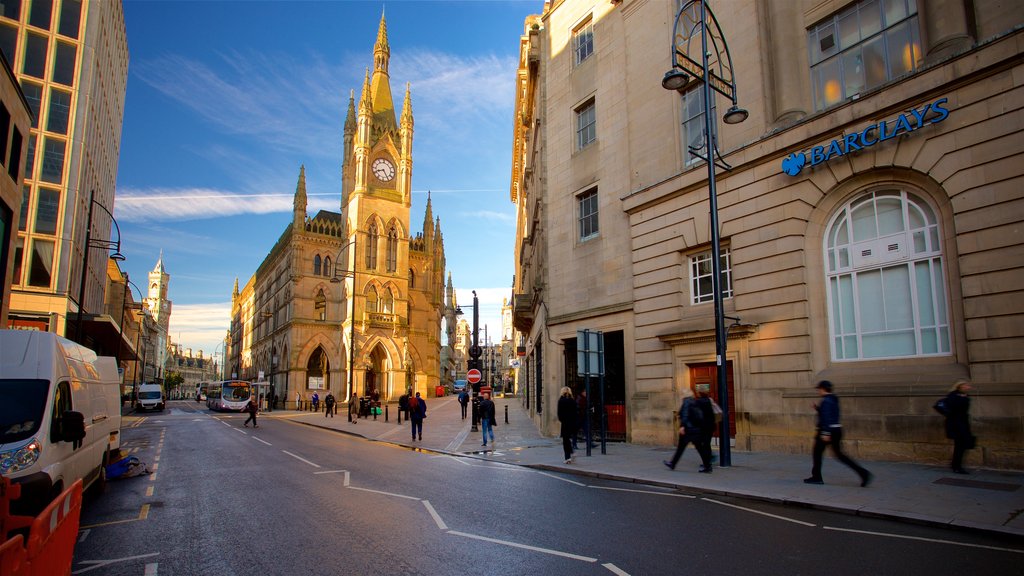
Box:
557;387;578;463
243;398;258;428
805;380;872;487
409;392;426;441
479;391;496;447
943;379;973;474
458;389;470;420
663;388;712;472
324;392;336;418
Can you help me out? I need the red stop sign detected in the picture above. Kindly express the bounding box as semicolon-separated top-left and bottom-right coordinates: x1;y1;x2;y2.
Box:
467;368;482;384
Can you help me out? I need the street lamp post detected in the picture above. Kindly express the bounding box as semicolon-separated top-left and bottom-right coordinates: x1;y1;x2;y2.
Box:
330;233;359;411
455;290;481;431
75;189;125;343
663;0;748;467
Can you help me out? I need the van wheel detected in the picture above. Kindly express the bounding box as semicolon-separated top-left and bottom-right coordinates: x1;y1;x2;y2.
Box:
86;451;108;499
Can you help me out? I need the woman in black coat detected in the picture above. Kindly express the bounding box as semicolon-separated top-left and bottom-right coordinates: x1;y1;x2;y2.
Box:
557;387;578;464
944;379;974;474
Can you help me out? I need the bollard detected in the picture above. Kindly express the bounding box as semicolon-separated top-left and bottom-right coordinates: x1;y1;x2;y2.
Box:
505;404;509;424
398;407;402;424
385;404;389;422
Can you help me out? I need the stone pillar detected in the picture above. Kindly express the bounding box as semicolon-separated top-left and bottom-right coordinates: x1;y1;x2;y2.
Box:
763;0;810;125
920;0;973;61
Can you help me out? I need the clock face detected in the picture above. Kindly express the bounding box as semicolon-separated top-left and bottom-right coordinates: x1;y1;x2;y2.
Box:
372;158;396;182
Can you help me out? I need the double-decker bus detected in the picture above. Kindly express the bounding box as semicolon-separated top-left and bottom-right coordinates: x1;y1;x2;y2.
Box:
205;380;253;412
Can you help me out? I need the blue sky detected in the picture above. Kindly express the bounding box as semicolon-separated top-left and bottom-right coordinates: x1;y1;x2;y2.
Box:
114;0;538;358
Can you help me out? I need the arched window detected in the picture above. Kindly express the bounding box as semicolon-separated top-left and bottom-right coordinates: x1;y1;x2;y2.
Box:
324;256;332;277
386;225;399;272
381;287;395;313
366;223;379;270
315;288;326;321
313;254;322;276
366;285;379;313
824;189;950;360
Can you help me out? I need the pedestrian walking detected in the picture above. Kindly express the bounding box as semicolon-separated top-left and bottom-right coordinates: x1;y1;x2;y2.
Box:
939;379;975;474
242;398;258;428
804;380;872;487
311;392;320;413
409;391;426;441
348;392;358;424
557;387;578;463
458;389;470;420
295;391;301;410
479;391;496;447
324;392;336;417
663;387;712;472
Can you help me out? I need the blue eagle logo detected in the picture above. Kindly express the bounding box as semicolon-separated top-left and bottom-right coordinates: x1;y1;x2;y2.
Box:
781;152;806;176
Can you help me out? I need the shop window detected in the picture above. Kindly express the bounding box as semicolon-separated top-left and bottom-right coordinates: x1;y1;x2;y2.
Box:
689;248;733;304
575;99;596;151
824;189;950;359
809;0;920;111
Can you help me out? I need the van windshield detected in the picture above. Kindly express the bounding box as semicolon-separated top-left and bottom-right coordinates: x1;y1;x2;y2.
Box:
138;391;161;399
0;379;49;444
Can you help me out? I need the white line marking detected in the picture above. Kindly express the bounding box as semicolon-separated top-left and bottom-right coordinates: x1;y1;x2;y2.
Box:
347;485;420;500
72;553;161;574
252;437;272;446
314;470;349;475
448;530;598;562
702;498;816;527
823;526;1024;554
281;450;321;468
537;471;587;486
445;455;472;466
423;500;448;530
589;486;695;498
77;529;90;543
603;563;631;575
144;563;158;575
232;428;247;434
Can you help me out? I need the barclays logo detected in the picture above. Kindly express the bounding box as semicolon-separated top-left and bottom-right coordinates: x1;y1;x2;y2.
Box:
782;97;949;176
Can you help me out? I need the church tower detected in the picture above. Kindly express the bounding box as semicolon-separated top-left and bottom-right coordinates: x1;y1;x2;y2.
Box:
146;253;172;383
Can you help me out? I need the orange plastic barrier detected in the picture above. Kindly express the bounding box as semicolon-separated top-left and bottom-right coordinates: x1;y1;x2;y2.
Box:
0;478;33;540
24;479;82;576
0;534;27;576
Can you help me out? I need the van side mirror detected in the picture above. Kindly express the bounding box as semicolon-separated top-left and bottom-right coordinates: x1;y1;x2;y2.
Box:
60;411;87;443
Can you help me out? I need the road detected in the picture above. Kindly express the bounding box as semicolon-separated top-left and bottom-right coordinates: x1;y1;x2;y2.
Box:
72;401;1024;575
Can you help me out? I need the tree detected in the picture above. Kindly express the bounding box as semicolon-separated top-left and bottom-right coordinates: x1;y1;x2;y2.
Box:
165;371;185;397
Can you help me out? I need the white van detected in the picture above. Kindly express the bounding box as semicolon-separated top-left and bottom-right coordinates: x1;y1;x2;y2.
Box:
0;330;122;515
136;383;165;412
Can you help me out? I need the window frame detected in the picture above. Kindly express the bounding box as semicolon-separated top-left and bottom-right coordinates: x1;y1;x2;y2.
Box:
575;98;596;152
576;187;599;242
689;247;733;305
572;17;594;66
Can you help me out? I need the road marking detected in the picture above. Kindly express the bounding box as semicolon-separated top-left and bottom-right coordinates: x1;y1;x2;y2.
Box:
603;563;631;575
144;563;158;575
139;504;150;520
77;529;90;543
145;486;154;497
233;428;247;434
823;526;1024;554
446;420;473;451
448;530;598;562
537;471;587;486
588;486;695;498
150;463;159;472
253;437;272;446
313;469;350;487
347;485;420;500
72;552;160;574
154;455;160;462
423;500;448;530
282;450;321;468
701;498;816;527
148;472;157;482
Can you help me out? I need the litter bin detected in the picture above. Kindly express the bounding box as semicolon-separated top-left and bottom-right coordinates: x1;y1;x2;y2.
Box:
435;385;445;397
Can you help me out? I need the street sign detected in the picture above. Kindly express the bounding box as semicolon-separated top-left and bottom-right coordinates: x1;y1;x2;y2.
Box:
467;368;482;384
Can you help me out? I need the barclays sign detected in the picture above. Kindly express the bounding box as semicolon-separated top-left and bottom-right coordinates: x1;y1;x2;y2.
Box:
781;97;949;177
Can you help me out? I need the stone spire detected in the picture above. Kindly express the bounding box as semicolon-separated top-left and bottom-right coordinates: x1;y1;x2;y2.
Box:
369;10;397;133
293;165;307;229
154;250;165;273
423;191;434;242
373;8;390;75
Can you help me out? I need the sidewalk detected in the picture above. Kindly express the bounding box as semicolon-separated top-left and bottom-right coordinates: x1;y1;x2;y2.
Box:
265;395;1024;538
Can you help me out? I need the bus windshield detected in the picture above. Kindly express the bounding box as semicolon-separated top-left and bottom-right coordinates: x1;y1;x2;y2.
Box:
224;383;251;402
0;379;50;444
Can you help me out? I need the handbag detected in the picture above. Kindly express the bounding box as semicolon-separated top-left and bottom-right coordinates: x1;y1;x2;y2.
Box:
933;398;948;416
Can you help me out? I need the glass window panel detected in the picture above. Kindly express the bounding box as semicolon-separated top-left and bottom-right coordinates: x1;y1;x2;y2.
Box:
22;32;47;79
18;186;29;231
39;137;64;184
933;261;947;323
860;0;882;37
851;201;878;241
883;265;912;328
58;0;81;39
862;34;887;89
51;41;74;86
915;261;935;325
817;21;838;60
843;335;858;358
886;21;913;78
2;1;20;19
0;24;17;66
828;250;836;272
836;219;849;246
817;57;842;108
907;203;925;229
929;227;939;251
25;133;35;177
27;238;54;287
921;328;937;354
830;277;843;330
842;48;865;97
912;230;926;253
939;327;949;352
838;10;860;49
11;241;23;285
839;275;856;332
29;0;52;30
839;247;850;268
882;0;907;25
20;82;41;128
34;187;59;235
857;270;884;331
46;88;71;134
876;197;904;234
862;331;914;357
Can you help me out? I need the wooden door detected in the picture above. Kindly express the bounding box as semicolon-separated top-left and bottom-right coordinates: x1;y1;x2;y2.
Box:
689;362;735;437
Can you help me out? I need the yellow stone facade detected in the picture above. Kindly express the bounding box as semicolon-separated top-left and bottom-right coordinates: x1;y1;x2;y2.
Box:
511;0;1024;468
229;14;450;405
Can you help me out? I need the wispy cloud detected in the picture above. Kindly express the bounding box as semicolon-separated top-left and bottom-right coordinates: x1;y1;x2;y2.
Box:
167;302;232;355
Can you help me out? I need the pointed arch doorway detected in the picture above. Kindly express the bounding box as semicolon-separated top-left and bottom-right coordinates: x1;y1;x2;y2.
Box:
363;345;392;401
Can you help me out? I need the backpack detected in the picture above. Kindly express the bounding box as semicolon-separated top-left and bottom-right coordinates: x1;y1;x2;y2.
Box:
408;396;419;411
933;397;949;416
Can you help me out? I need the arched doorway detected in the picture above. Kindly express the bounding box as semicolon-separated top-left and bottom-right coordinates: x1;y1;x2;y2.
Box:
306;346;329;391
363;345;392;400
